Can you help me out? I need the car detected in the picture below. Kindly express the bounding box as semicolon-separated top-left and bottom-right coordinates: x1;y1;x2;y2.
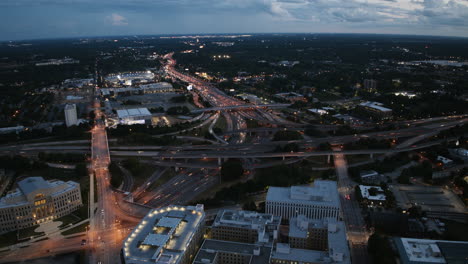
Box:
81;239;87;245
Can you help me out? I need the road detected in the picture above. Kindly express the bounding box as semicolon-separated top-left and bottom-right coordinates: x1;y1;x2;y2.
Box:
333;148;371;264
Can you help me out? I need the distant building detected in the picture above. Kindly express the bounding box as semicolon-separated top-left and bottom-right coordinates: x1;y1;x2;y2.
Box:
0;126;25;135
64;104;78;127
436;156;453;167
357;101;392;120
105;71;155;84
116;108;152;125
394;237;468;264
266;181;341;220
454;148;468;157
359;170;382;184
307;108;329;116
274;92;307;103
289;215;328;250
100;82;174;96
363;79;377;92
122;205;205;264
0;176;82;234
193;239;272;264
35;57;79;66
211;210;280;245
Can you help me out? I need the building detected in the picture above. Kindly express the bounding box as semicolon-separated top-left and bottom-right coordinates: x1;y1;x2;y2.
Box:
116;108;152;125
266;181;341;221
64;104;78;127
359;170;382;184
274;92;307;103
105;71;155;85
436;156;453;167
394;237;468;264
363;79;377;92
100;82;174;96
289;215;329;250
122;205;205;264
357;101;392;120
193;239;272;264
0;177;82;234
211;210;280;245
358;185;386;201
0;126;25;135
35;57;79;66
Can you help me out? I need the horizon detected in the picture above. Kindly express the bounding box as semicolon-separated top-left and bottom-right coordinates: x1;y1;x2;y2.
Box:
1;0;468;41
3;31;468;43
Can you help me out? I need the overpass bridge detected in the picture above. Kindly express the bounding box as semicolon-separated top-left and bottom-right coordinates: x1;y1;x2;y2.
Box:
190;103;291;113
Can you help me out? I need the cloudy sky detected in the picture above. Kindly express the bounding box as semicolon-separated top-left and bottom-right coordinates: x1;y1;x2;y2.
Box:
1;0;468;41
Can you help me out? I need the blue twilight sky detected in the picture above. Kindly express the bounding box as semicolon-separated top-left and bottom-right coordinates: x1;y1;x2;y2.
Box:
1;0;468;41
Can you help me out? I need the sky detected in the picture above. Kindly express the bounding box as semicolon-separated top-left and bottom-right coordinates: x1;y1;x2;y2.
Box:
1;0;468;41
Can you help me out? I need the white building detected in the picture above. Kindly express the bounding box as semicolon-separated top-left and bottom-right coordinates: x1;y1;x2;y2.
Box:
394;237;468;264
122;205;205;264
116;108;152;125
0;177;82;234
64;104;78;127
266;181;341;220
358;185;386;201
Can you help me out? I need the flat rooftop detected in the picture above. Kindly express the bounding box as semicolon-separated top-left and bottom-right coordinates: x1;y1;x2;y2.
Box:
266;180;340;208
359;185;386;201
214;210;280;230
193;239;272;264
359;101;392;112
117;108;152;119
123;205;205;264
394;237;468;264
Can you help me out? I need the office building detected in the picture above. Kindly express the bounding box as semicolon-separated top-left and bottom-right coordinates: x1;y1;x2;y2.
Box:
363;79;377;92
64;104;78;127
357;101;392;120
394;237;468;264
123;205;205;264
211;210;280;245
274;92;307;103
193;239;272;264
266;181;341;220
271;218;350;264
0;177;82;234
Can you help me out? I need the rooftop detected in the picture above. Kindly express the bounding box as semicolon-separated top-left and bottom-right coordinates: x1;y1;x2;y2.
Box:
394;237;468;264
266;181;340;208
359;101;392;112
193;239;272;264
117;108;152;119
123;205;205;264
359;185;386;201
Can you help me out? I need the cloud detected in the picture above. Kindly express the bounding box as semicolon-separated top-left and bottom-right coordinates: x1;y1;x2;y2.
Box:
106;13;128;26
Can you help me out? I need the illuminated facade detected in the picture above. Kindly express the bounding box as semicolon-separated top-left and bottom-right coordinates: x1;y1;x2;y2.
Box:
122;204;205;264
0;177;82;234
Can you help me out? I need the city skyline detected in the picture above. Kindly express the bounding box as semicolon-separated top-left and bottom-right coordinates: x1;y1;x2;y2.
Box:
1;0;468;41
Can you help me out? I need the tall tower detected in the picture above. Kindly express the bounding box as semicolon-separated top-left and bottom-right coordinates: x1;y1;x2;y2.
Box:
363;79;377;92
64;104;78;127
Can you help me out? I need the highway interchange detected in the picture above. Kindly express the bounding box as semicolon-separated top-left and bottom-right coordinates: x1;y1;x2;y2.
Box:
0;52;466;264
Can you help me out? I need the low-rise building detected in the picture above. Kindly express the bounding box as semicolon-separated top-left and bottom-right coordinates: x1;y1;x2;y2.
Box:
211;210;280;245
0;177;82;234
359;170;382;184
117;108;152;125
358;185;386;201
266;181;341;220
289;215;329;250
64;104;78;127
193;239;272;264
356;101;392;120
122;205;205;264
394;237;468;264
274;92;307;103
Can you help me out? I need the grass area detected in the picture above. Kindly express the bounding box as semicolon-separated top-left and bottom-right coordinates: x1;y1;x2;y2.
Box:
346;154;373;165
55;214;81;228
214;115;227;131
61;222;89;236
109;162;124;188
0;226;44;248
18;225;44;240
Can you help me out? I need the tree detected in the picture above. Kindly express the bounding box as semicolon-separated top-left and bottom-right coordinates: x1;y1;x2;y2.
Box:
220;159;244;182
75;163;88;177
242;201;257;211
272;130;303;141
